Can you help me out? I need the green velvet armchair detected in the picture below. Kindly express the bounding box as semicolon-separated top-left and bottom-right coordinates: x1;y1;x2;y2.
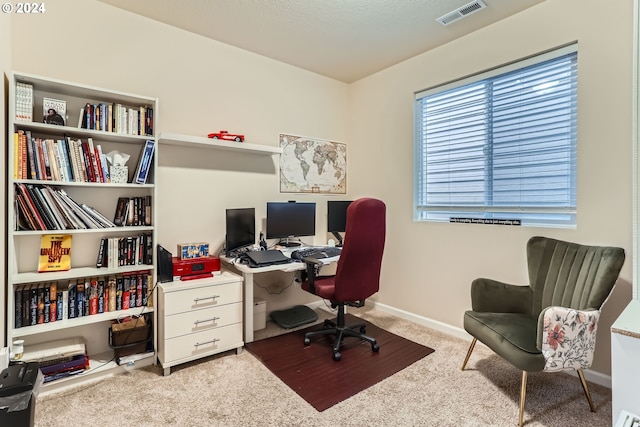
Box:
461;236;625;426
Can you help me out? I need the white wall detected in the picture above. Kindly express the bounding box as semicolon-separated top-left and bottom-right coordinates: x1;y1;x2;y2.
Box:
348;0;634;375
8;0;351;315
6;0;635;377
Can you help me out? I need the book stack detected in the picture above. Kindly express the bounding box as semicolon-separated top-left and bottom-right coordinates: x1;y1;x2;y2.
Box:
15;81;33;121
113;196;152;227
15;130;112;183
21;337;89;383
14;271;154;329
79;102;153;136
15;183;116;231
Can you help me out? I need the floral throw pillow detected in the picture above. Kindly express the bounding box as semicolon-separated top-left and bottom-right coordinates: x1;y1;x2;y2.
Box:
541;306;600;372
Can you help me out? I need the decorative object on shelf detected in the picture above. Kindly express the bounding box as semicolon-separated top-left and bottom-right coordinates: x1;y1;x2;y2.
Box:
177;242;210;259
38;234;72;272
279;133;347;194
207;130;245;142
42;97;66;126
106;150;130;184
11;339;24;360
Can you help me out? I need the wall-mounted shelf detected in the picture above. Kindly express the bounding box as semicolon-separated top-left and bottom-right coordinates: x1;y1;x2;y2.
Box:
158;132;282;155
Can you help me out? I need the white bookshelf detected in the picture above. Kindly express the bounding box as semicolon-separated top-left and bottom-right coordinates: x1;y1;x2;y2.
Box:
6;71;159;391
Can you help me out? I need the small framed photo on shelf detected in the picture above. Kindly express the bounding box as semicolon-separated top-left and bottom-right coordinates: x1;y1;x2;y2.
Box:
43;97;66;126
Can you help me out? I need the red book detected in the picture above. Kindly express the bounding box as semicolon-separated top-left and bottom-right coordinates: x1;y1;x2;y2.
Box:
122;290;130;310
80;140;96;182
15;183;47;230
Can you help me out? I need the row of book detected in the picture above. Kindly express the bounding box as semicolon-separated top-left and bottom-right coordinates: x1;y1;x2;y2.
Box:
114;196;152;227
13;271;153;329
80;102;153;136
16;129;111;183
15;183;116;231
97;233;153;268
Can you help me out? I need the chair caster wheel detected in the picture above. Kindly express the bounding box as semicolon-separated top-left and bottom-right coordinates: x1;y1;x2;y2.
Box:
359;326;366;334
372;343;380;352
304;337;310;345
333;352;341;361
323;319;332;327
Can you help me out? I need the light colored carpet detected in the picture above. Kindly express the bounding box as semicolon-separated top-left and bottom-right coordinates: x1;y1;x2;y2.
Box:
33;306;612;426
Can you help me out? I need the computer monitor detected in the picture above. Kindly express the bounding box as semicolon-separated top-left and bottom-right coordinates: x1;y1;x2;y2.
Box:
225;208;255;256
266;201;316;246
327;200;352;246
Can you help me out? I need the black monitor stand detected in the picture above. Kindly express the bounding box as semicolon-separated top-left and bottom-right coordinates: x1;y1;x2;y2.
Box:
278;237;302;247
331;231;344;247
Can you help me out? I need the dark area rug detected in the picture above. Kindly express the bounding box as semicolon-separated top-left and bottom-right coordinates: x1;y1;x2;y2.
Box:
245;313;435;411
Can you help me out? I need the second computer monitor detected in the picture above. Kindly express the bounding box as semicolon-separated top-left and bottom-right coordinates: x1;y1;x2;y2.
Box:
327;200;352;246
225;207;255;256
266;201;316;246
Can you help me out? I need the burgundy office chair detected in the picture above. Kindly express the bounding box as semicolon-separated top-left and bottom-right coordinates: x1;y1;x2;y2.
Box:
300;197;386;361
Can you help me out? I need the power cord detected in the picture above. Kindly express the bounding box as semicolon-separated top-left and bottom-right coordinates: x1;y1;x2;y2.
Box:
253;274;297;295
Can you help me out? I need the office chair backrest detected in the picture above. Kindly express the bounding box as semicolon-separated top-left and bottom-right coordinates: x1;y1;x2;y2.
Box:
333;198;386;302
527;236;625;315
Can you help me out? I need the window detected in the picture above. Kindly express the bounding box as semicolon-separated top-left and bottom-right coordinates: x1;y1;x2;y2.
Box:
414;45;577;228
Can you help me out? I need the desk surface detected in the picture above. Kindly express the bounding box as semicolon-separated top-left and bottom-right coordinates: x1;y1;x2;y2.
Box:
221;247;339;273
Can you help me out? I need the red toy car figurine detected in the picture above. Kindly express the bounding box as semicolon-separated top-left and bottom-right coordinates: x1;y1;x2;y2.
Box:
207;130;244;142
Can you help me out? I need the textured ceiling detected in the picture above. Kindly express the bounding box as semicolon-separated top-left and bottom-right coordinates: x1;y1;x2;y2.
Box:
99;0;545;83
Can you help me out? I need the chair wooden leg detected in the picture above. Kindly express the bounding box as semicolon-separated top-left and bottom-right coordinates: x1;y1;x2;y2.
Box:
461;337;477;370
519;371;527;427
577;369;596;412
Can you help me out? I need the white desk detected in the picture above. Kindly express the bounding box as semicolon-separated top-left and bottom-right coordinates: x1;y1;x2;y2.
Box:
220;251;338;343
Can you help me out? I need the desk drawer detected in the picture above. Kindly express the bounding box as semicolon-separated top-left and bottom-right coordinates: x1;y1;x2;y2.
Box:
162;323;243;362
163;282;242;315
163;302;242;339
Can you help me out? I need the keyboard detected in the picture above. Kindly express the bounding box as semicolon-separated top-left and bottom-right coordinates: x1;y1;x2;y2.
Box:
290;246;342;260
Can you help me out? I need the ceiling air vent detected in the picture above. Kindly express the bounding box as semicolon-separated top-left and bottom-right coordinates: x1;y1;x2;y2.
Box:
437;0;487;26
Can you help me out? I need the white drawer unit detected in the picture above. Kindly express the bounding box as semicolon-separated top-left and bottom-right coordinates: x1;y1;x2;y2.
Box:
158;271;244;376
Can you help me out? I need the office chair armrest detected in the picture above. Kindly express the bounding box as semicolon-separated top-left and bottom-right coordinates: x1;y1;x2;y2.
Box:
302;257;324;294
538;306;600;371
470;278;532;313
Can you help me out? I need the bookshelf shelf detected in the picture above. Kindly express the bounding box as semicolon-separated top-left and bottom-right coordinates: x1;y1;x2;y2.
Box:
13;120;152;144
13;264;156;285
13;178;155;189
159;132;282;155
13;226;154;237
6;71;159;390
12;306;155;339
37;349;155;397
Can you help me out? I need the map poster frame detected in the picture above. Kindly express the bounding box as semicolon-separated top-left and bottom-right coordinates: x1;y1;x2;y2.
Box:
279;133;347;194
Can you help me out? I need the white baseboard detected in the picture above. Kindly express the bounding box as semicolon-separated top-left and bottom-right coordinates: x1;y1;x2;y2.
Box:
371;301;612;389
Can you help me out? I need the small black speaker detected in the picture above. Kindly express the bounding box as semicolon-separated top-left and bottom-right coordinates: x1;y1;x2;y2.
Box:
157;244;173;283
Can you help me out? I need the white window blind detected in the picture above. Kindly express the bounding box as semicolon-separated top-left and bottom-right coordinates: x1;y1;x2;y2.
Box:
414;45;578;227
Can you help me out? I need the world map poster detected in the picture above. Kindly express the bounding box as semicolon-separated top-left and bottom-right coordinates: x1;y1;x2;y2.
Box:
279;133;346;194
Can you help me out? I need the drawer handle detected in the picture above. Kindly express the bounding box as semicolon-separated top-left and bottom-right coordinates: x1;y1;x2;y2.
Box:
193;295;220;303
194;317;220;326
195;338;220;347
